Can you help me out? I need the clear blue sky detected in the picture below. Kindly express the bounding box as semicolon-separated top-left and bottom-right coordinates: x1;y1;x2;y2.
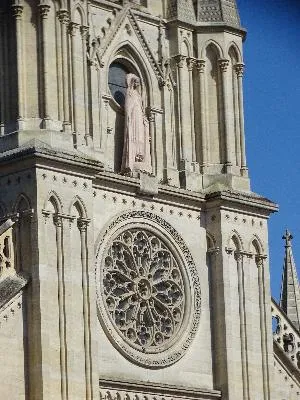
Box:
237;0;300;300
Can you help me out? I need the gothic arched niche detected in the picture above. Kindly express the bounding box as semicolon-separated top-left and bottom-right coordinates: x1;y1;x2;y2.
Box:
228;45;240;166
107;46;150;173
205;43;223;165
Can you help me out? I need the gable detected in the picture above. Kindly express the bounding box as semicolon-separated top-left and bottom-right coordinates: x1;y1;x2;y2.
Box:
89;6;164;85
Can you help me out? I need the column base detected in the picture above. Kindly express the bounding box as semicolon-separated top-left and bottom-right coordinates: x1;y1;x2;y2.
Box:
63;121;72;133
179;160;203;192
162;167;180;187
138;171;158;196
203;173;250;192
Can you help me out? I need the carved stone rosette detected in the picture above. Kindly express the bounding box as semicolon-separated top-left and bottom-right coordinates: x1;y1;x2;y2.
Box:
95;211;201;368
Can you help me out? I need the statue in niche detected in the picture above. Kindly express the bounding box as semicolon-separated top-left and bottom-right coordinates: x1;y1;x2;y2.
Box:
121;73;152;175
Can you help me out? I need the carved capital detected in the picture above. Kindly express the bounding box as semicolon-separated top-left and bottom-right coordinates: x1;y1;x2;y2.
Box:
225;247;234;255
195;59;205;73
207;247;220;256
57;9;69;25
11;4;24;19
174;55;186;69
69;22;80;36
148;111;155;123
234;251;243;262
255;254;267;268
53;215;62;228
235;63;245;77
186;57;195;72
38;4;51;19
218;59;229;72
80;25;89;39
77;219;89;232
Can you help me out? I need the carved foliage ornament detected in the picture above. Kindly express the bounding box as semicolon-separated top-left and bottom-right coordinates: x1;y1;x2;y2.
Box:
95;211;201;368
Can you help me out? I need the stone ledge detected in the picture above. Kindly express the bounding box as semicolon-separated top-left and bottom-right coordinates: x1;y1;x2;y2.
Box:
99;378;221;400
0;139;104;175
0;129;74;153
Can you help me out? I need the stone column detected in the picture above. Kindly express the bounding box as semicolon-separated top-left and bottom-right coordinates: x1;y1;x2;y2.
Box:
148;110;156;175
81;26;90;145
235;252;250;400
256;255;270;400
38;2;51;128
218;59;232;172
77;219;93;400
196;59;207;171
235;63;248;176
187;57;196;162
53;215;68;400
70;22;80;140
11;2;25;129
174;55;186;162
57;9;71;132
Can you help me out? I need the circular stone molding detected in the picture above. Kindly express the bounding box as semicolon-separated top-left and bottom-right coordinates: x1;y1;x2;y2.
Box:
95;211;201;368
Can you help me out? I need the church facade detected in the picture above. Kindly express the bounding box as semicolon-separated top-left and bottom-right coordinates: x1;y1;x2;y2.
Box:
0;1;299;399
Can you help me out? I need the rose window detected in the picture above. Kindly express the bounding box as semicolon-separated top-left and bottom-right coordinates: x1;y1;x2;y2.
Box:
96;212;201;368
102;228;185;353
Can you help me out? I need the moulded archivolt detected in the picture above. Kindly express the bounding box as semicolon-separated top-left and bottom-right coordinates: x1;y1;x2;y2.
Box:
95;211;201;368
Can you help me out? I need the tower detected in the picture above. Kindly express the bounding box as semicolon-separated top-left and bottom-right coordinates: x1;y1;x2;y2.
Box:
0;1;279;400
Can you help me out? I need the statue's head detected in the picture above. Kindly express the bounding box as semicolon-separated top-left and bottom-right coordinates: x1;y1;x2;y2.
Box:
126;73;140;91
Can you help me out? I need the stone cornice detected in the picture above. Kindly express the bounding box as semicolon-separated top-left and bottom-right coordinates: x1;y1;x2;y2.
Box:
0;141;103;176
205;190;278;215
94;171;206;211
195;23;247;40
93;172;279;215
99;378;221;399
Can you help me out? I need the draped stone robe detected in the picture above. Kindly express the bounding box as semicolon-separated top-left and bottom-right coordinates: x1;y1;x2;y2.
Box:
121;73;151;174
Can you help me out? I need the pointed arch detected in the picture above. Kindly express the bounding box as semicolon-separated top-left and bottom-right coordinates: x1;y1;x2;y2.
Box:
106;40;154;104
52;0;63;10
44;191;63;214
227;229;244;251
204;41;224;164
13;193;31;213
71;3;86;25
181;38;191;57
56;0;66;9
249;234;264;255
200;39;223;59
69;196;87;219
227;42;242;63
206;231;217;250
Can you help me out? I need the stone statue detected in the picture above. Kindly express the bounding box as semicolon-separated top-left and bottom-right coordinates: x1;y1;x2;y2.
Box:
121;73;152;175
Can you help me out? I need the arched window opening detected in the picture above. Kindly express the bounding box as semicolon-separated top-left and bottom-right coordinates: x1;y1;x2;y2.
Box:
205;44;223;165
228;46;240;166
108;62;130;107
107;55;149;174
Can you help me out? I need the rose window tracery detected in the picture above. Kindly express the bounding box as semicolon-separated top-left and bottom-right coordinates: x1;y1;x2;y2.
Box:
96;211;201;368
103;229;185;353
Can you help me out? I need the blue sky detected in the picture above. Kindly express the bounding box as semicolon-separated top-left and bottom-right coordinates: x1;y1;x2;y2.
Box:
237;0;300;300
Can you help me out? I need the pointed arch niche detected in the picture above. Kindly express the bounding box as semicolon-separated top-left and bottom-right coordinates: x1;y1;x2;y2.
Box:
204;44;224;166
103;46;151;173
228;45;240;167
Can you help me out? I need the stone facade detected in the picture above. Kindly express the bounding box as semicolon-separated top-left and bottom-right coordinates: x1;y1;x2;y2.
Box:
0;1;298;399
